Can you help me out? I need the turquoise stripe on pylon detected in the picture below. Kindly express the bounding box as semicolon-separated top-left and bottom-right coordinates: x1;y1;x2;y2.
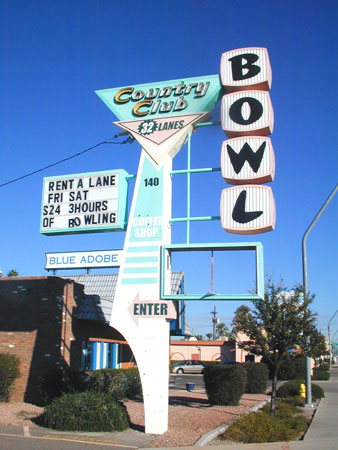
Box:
123;267;158;274
125;256;158;263
121;277;158;285
127;246;158;253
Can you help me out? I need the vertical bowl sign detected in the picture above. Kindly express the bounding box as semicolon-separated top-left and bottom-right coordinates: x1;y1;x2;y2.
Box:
220;48;276;234
40;169;129;235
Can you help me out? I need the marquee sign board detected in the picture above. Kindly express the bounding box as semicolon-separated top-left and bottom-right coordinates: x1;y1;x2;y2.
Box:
40;169;129;235
45;250;122;270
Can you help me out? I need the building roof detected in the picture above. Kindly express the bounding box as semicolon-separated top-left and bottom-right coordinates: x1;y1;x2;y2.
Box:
60;272;184;324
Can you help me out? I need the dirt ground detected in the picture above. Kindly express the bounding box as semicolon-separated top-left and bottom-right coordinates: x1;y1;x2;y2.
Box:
0;391;269;447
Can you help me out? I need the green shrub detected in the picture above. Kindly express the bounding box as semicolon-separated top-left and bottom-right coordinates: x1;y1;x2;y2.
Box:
261;401;303;417
43;391;129;431
282;396;306;407
312;369;330;381
0;353;20;402
278;355;306;380
83;368;141;400
276;380;301;398
224;401;308;443
244;363;269;394
317;363;329;371
204;365;247;406
261;354;306;380
38;367;85;405
39;367;141;405
277;380;325;401
311;383;325;400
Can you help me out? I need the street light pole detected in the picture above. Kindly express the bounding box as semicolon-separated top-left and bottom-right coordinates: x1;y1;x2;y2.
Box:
302;183;338;407
328;309;338;369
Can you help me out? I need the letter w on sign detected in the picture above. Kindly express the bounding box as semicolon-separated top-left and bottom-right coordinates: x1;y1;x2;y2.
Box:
221;136;275;185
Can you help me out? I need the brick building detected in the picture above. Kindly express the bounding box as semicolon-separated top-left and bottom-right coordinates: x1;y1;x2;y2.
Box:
0;273;185;404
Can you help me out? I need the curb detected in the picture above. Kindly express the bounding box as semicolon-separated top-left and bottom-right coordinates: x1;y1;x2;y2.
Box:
194;399;269;447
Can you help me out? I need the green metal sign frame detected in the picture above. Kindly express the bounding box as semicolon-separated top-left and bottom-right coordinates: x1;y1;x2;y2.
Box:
160;242;264;301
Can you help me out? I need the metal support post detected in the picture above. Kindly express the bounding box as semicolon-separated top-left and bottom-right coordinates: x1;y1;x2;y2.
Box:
302;183;338;406
328;309;338;369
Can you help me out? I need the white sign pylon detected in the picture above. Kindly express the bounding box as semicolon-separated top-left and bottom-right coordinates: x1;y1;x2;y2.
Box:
109;127;192;434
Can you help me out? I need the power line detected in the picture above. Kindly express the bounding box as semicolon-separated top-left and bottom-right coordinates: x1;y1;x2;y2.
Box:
0;134;134;189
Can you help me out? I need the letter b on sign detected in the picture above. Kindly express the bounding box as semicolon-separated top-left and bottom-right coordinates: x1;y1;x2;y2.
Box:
220;47;272;92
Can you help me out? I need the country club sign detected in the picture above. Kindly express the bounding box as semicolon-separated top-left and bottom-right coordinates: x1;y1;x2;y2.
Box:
96;75;221;165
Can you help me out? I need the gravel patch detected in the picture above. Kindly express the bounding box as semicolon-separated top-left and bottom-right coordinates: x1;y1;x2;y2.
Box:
0;391;269;447
123;390;269;448
0;402;44;427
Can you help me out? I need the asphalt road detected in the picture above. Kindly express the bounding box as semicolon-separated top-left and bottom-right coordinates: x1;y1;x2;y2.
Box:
169;373;205;390
169;372;281;392
0;429;138;450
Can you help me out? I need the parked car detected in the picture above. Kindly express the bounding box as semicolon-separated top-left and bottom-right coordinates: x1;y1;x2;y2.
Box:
170;360;206;374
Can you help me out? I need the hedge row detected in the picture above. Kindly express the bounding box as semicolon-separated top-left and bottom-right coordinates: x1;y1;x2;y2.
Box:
224;401;308;443
312;369;330;380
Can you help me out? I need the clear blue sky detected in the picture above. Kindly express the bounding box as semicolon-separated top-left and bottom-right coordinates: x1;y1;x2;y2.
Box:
1;0;337;338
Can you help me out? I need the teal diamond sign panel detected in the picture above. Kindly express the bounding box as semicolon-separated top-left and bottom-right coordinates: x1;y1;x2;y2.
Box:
95;74;223;121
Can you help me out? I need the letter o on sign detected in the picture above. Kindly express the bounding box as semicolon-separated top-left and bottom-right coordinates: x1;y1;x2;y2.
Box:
221;91;274;138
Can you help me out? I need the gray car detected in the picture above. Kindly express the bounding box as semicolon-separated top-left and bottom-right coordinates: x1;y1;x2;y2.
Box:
170;359;206;374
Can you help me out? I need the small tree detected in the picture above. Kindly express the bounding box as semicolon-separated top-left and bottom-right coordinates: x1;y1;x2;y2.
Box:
232;278;318;416
304;328;327;363
7;269;18;277
216;323;235;340
205;333;213;340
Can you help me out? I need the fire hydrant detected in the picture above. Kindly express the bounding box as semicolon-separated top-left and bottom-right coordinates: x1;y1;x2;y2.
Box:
300;383;306;399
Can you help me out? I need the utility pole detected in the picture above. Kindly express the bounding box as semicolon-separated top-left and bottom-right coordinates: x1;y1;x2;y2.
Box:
302;182;338;407
328;309;338;369
211;306;218;340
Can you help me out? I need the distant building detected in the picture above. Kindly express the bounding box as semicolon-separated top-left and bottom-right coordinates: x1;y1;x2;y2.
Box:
170;334;261;363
